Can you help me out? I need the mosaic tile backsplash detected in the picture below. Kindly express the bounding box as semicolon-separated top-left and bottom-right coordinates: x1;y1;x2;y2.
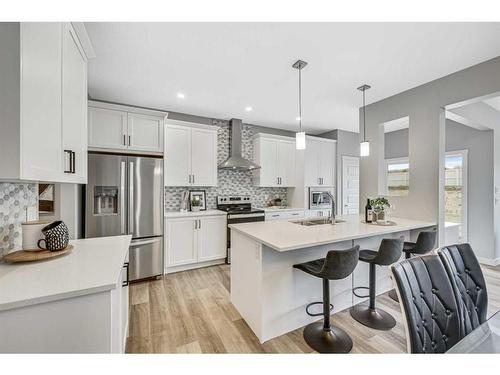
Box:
0;183;38;258
164;120;287;211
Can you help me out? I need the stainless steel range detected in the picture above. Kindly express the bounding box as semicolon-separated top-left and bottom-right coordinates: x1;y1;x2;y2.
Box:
217;196;265;264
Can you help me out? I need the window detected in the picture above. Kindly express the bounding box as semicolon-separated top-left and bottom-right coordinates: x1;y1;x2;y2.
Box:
384;157;409;196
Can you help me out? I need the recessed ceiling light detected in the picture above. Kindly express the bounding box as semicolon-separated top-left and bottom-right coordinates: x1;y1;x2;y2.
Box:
245;106;253;112
177;93;185;99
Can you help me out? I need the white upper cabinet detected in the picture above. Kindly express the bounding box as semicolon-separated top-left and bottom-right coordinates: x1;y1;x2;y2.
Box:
0;22;91;183
88;102;166;154
252;134;296;187
88;108;128;150
164;120;218;187
304;136;336;187
61;23;88;183
127;113;164;153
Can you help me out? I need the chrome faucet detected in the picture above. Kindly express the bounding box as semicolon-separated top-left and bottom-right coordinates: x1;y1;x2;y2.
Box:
326;192;336;224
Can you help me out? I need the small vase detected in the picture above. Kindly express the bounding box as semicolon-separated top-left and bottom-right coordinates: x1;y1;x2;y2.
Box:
192;206;201;212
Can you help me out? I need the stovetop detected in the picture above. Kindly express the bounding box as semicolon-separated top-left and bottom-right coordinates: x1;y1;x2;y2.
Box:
217;195;265;215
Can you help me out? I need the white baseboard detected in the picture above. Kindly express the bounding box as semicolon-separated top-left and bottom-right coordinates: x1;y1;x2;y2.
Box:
165;258;226;274
477;256;500;266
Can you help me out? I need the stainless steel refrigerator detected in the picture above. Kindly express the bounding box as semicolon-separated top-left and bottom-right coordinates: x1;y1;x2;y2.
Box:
85;153;163;281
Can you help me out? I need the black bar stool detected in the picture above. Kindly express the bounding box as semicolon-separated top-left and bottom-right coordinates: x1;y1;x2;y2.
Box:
388;230;437;301
350;237;404;330
293;245;360;353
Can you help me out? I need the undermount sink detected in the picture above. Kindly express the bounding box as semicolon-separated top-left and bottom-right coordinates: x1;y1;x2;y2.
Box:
292;218;346;226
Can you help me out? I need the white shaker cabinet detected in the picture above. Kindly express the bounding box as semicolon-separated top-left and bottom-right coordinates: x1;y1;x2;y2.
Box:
165;212;227;273
164;120;218;187
252;134;296;187
0;22;91;183
304;136;336;187
88;101;166;154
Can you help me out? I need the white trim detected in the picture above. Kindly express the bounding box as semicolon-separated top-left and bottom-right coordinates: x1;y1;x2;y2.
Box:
445;149;469;243
88;100;169;118
252;133;295;142
438;108;447;247
165;259;225;274
382;156;410;196
164;118;218;132
306;135;337;143
70;22;96;59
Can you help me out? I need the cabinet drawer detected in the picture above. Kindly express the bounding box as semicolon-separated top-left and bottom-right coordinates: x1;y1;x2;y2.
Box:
265;210;305;221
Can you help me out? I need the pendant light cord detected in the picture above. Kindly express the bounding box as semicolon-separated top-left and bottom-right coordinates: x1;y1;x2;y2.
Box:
363;89;366;142
298;66;302;133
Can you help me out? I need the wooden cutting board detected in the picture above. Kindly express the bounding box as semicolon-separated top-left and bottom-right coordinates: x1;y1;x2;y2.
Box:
3;245;73;263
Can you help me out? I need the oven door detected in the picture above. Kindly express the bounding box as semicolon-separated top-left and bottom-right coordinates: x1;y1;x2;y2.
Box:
226;213;265;264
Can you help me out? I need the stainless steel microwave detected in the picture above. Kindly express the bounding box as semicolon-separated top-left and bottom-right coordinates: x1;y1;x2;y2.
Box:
309;187;335;209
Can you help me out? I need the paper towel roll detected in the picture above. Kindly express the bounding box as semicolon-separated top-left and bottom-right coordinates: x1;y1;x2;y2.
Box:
22;220;51;251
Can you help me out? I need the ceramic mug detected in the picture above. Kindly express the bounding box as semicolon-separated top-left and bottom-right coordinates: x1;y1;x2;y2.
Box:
21;220;51;250
37;221;69;252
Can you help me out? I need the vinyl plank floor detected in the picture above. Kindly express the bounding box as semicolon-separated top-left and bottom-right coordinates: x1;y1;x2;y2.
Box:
126;263;500;353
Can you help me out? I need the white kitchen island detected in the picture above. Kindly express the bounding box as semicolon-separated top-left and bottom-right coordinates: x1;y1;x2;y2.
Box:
0;235;131;353
229;215;435;343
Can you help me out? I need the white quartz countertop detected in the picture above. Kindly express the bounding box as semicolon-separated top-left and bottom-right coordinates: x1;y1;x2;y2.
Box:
165;209;227;218
257;206;305;212
229;215;436;252
0;235;131;312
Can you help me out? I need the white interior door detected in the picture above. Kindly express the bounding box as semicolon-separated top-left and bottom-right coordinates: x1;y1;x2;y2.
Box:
342;156;360;215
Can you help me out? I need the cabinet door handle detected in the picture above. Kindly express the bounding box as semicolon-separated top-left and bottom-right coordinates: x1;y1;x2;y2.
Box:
193;174;195;184
71;151;76;174
194;220;197;230
122;262;129;287
199;219;201;229
123;134;126;146
64;150;72;173
128;135;131;147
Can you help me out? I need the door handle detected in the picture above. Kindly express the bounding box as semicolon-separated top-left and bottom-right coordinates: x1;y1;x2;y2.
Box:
130;239;159;247
122;262;129;287
123;134;126;146
128;135;131;147
129;161;134;235
120;161;126;234
193;174;195;184
199;219;201;229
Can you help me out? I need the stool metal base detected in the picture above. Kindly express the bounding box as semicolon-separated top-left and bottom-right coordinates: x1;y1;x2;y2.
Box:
388;288;399;302
303;321;353;353
350;304;396;331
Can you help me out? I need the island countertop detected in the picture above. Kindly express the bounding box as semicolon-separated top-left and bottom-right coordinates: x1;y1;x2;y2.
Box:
229;214;435;252
0;235;131;312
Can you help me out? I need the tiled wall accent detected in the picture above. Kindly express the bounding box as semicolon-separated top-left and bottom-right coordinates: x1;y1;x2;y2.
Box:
0;183;38;258
164;120;287;211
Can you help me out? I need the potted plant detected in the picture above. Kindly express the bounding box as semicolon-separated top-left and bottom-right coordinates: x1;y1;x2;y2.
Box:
370;197;390;221
191;198;202;212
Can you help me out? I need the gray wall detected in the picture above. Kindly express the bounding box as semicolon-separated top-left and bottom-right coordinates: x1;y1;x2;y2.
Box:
385;128;409;159
318;129;360;214
445;120;494;258
360;55;500;261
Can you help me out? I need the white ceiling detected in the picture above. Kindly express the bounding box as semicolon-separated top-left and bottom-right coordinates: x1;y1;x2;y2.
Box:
85;22;500;134
447;96;500;130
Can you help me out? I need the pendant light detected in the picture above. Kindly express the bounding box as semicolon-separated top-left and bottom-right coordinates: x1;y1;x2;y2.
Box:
358;84;371;157
293;59;308;150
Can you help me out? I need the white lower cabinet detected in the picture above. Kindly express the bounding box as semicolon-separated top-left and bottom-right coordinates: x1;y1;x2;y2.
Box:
165;214;227;273
265;210;305;221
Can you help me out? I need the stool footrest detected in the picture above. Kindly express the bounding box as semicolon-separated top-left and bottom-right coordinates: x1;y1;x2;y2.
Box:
352;286;370;299
306;301;333;317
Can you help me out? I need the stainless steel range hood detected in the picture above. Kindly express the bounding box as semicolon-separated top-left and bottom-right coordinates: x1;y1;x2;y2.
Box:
218;118;261;171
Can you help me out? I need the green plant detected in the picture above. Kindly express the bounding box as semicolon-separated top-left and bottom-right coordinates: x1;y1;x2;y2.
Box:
191;198;201;207
370;197;390;209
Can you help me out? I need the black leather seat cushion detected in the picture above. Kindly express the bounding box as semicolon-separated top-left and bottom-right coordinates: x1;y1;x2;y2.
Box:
359;249;377;263
438;243;488;336
293;245;359;280
391;255;461;353
294;258;324;276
